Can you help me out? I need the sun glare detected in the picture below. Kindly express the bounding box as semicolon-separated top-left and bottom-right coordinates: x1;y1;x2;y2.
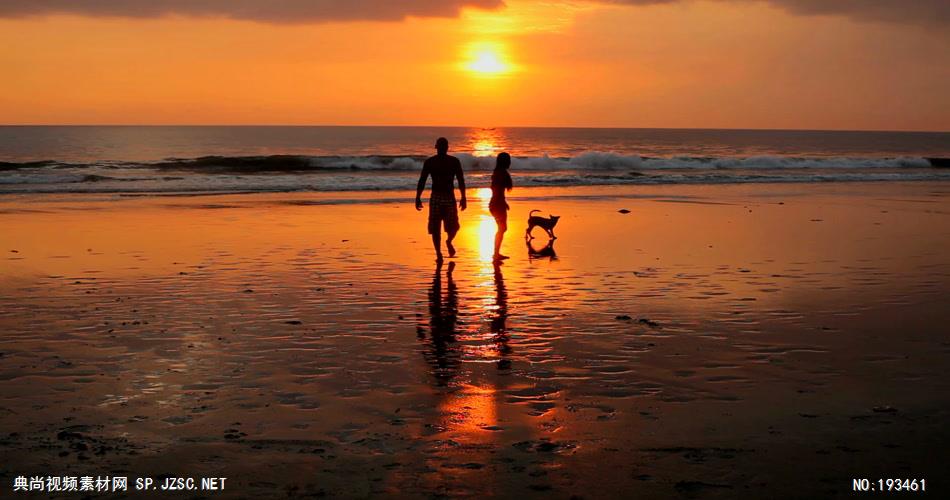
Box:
463;42;514;77
469;51;506;74
476;215;497;260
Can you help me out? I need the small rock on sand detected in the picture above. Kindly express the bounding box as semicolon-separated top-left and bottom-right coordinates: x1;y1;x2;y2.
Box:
615;315;632;320
285;320;303;325
675;481;733;492
638;318;660;328
57;430;83;440
618;209;631;214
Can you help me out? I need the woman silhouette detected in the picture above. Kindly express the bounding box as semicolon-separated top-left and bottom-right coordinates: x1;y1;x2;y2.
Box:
489;152;513;261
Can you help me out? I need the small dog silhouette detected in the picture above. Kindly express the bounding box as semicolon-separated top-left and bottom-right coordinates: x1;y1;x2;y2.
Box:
526;209;560;240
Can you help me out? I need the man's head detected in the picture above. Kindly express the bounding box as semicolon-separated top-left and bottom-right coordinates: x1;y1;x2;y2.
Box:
435;137;449;155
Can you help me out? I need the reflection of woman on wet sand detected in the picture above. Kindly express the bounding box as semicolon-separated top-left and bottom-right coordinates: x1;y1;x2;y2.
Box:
489;152;513;262
421;261;512;383
491;262;512;368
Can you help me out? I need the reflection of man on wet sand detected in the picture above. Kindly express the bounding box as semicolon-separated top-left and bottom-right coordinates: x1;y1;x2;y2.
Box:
416;137;467;262
421;261;461;385
420;261;512;384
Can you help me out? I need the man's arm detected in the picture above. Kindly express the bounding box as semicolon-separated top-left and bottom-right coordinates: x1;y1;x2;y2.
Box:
456;160;467;211
415;164;429;211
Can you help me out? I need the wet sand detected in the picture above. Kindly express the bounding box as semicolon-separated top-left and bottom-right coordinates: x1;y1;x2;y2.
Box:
1;182;948;498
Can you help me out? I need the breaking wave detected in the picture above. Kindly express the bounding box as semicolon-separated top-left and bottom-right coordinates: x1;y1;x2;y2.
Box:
147;153;940;172
0;152;947;194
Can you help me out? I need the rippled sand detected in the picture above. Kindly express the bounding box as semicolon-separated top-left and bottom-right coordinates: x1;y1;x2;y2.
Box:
1;183;948;498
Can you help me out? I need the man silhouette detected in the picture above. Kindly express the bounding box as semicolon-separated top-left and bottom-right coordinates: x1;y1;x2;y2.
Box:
416;137;467;262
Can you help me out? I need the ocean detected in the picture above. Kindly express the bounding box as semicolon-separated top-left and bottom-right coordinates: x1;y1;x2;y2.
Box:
0;126;948;195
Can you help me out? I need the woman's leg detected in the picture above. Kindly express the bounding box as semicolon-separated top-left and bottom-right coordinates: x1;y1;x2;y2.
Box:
493;209;508;259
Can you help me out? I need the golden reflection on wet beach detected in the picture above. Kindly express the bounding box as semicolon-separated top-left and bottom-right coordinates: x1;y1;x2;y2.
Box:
1;183;948;497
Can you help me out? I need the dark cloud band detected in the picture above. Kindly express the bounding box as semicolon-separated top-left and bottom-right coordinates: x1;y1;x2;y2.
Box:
0;0;505;23
606;0;949;27
0;0;945;26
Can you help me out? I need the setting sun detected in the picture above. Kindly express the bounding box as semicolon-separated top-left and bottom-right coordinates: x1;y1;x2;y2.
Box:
463;42;514;76
469;50;505;74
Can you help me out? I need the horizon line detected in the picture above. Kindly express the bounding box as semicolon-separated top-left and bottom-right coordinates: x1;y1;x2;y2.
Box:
1;124;948;134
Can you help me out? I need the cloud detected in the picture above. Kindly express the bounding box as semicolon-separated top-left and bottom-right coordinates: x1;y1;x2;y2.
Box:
604;0;950;27
766;0;950;26
0;0;505;23
0;0;946;27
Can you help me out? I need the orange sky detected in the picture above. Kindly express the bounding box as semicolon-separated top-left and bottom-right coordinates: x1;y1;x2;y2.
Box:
1;0;948;130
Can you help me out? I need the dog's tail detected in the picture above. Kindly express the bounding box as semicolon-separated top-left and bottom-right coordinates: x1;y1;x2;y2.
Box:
529;209;541;216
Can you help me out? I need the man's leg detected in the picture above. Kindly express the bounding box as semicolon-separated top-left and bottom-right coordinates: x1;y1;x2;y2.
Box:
445;230;457;258
429;204;443;261
431;229;443;261
445;205;460;258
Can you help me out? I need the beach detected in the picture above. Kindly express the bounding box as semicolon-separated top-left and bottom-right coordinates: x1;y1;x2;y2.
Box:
1;181;948;498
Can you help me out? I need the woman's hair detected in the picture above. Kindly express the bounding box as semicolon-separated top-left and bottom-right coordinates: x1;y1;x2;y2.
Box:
493;152;513;191
496;152;511;169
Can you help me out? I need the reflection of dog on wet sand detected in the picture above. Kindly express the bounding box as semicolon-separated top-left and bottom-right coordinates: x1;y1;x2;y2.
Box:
525;210;560;240
526;238;557;261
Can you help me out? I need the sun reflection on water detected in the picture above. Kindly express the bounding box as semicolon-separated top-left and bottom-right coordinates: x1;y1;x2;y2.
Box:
468;128;504;157
437;383;498;439
472;140;498;157
475;215;496;261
